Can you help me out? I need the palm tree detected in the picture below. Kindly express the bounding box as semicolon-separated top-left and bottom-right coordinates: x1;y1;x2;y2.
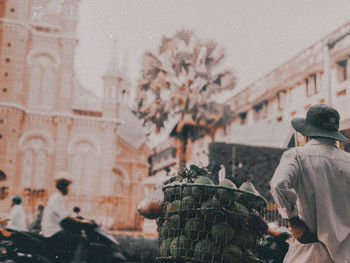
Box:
135;30;236;170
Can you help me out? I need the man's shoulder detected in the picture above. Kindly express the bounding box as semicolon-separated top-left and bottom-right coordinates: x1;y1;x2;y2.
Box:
281;147;298;159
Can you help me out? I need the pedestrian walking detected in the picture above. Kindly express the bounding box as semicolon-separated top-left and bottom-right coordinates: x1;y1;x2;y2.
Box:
270;104;350;263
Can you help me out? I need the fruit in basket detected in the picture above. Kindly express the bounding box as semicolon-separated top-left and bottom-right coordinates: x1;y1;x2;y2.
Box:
237;182;264;210
201;198;224;223
201;198;221;210
167;200;181;212
217;179;238;206
228;202;249;217
170;236;192;257
161;214;181;238
184;218;204;240
160;238;173;256
181;196;197;210
194;240;219;261
182;184;192;197
165;183;182;202
210;223;235;244
221;244;242;263
233;226;256;248
192;176;215;201
239;182;260;195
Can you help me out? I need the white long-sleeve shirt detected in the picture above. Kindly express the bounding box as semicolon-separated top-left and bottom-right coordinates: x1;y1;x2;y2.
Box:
270;138;350;263
41;192;69;237
6;204;26;231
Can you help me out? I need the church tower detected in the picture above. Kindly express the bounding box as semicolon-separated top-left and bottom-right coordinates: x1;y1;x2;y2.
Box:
103;40;130;118
0;0;80;111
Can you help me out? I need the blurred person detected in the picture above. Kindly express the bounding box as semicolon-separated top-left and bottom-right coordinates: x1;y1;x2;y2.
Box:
28;204;44;233
270;104;350;263
42;171;94;263
0;195;26;231
73;206;83;219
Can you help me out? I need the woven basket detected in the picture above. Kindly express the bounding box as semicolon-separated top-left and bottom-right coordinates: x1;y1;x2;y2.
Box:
156;183;266;263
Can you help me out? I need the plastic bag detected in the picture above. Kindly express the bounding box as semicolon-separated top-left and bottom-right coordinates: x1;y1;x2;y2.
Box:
137;185;164;219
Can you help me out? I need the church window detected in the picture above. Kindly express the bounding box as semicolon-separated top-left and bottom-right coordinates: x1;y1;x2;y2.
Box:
70;142;97;196
21;138;49;189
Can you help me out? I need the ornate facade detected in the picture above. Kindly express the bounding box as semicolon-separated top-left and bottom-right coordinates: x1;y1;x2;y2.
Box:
0;0;149;233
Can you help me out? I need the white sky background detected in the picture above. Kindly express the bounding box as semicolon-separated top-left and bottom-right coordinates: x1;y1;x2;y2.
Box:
74;0;350;102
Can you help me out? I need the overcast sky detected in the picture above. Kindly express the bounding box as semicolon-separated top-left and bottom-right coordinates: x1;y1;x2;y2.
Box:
74;0;350;100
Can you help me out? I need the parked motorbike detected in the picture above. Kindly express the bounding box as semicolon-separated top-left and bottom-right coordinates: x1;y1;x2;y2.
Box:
256;230;291;263
0;221;126;263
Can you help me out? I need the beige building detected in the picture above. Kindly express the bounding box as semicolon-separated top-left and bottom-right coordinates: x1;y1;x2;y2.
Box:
0;0;149;233
223;21;350;150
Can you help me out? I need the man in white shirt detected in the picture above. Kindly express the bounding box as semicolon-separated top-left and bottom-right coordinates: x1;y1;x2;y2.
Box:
270;104;350;263
42;171;92;263
0;195;26;231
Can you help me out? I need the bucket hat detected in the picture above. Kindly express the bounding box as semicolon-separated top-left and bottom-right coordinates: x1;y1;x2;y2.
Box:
54;171;72;184
291;104;347;142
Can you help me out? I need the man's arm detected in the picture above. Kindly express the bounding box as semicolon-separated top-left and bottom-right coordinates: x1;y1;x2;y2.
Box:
270;150;299;219
270;150;317;243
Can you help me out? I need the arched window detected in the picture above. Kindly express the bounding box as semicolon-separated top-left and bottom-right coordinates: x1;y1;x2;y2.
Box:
28;54;57;109
21;138;49;189
70;142;97;196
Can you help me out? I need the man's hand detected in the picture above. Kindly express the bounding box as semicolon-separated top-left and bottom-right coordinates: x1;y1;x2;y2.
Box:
288;216;318;244
0;218;9;224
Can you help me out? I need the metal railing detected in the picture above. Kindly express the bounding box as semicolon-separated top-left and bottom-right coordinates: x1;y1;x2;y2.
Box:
264;203;289;228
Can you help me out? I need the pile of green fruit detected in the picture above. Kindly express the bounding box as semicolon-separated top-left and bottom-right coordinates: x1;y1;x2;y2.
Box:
157;165;266;263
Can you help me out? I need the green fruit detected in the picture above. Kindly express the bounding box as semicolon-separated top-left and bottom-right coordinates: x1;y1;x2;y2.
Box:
160;238;173;256
201;198;221;209
181;196;197;210
217;179;238;206
170;236;192;257
239;182;259;195
228;202;249;217
167;200;181;212
211;223;235;244
233;227;256;248
182;185;192;197
192;176;215;201
165;183;182;201
221;244;242;263
220;179;238;188
181;196;198;218
161;215;181;239
194;240;219;261
201;198;224;224
184;218;204;240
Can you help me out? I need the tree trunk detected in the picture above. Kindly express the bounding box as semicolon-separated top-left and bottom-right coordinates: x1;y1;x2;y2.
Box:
177;126;189;172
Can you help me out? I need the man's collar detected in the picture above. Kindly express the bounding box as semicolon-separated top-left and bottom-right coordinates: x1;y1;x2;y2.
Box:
306;138;338;147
